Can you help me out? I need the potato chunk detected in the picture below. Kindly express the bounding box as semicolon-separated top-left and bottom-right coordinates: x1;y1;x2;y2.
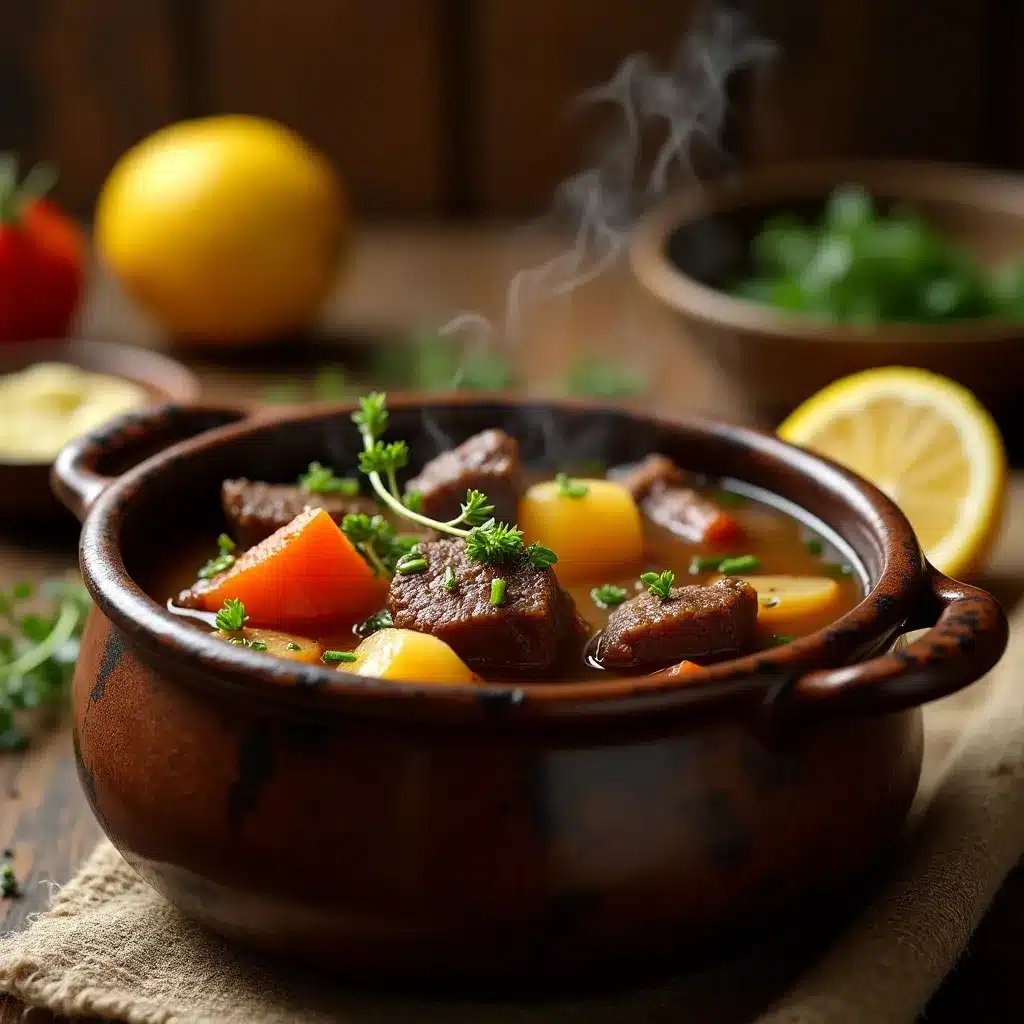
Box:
349;628;477;684
518;478;644;581
212;627;323;664
716;574;843;635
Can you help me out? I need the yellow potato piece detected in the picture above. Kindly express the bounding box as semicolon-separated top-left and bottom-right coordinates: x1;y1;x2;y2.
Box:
213;627;323;663
350;628;477;685
719;575;842;633
518;478;644;581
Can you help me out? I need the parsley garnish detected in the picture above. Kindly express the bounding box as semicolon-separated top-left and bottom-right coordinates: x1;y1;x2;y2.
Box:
1;859;18;899
286;641;301;651
298;461;359;496
0;578;90;751
442;566;458;591
555;473;589;499
215;598;247;632
718;555;760;575
591;584;628;608
490;579;507;606
640;570;675;599
227;637;267;651
341;513;419;577
323;650;358;664
354;609;393;638
351;392;559;570
198;533;236;580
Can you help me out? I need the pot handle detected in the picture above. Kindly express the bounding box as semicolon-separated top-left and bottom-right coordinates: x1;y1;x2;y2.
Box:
780;566;1008;722
52;404;248;522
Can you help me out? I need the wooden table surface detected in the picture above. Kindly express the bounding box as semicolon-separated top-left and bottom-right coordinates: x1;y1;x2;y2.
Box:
1;226;1022;1022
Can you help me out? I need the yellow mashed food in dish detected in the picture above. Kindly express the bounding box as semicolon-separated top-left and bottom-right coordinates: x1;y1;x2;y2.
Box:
0;362;149;461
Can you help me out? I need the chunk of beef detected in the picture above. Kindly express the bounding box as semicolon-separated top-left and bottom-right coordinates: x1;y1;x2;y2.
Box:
612;454;739;545
405;429;522;524
612;454;686;500
596;577;758;672
222;478;376;549
387;538;584;675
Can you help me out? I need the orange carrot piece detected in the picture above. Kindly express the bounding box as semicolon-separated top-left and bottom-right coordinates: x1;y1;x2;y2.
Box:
668;660;704;676
703;510;741;545
186;508;384;630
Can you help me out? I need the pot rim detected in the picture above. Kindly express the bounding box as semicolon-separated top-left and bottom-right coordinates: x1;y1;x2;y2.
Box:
630;158;1024;344
76;394;926;726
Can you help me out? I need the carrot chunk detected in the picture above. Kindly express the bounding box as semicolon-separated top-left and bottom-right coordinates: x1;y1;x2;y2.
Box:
181;508;384;630
703;510;742;545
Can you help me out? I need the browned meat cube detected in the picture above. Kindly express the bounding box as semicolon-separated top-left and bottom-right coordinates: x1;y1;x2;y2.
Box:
222;478;376;549
611;454;740;545
405;429;522;524
387;538;584;675
596;578;758;672
612;453;686;500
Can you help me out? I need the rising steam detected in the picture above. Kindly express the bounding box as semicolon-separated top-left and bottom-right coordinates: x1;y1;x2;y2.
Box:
438;6;774;353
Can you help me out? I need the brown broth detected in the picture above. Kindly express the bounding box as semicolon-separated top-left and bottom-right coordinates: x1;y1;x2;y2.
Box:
150;477;863;682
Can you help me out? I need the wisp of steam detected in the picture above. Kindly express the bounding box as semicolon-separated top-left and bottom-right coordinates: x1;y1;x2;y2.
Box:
438;6;774;358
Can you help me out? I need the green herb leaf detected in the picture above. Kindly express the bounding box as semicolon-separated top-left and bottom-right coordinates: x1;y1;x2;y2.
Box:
323;650;358;664
490;578;507;606
395;555;428;575
354;609;393;638
524;543;558;570
1;861;18;898
358;440;409;477
770;634;796;647
215;598;247;632
689;554;726;575
805;537;824;557
464;520;525;565
352;392;389;441
298;461;360;496
718;555;761;575
403;490;423;513
341;513;419;576
227;636;267;651
590;584;628;608
197;533;238;580
555;472;589;499
640;570;675;599
458;489;495;527
442;566;458;592
286;642;301;651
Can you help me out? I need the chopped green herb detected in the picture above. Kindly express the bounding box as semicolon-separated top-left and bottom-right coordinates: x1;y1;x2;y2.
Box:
298;461;360;496
228;637;267;651
490;578;507;606
525;543;558;570
442;565;458;591
0;577;90;751
718;555;761;575
352;392;556;568
1;861;18;899
591;584;628;608
804;537;824;557
555;472;589;499
689;554;726;575
342;512;419;576
286;642;301;651
822;562;854;579
770;634;796;647
395;555;428;575
712;489;747;508
640;570;675;599
354;609;393;638
403;490;423;513
322;650;358;664
215;598;247;633
197;533;237;580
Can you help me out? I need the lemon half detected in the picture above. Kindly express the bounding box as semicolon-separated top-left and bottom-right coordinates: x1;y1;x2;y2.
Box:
778;367;1006;579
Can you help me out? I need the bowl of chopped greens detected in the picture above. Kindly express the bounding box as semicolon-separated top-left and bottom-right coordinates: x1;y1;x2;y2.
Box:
631;161;1024;421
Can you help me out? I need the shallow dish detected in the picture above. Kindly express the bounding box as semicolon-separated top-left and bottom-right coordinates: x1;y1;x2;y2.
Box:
52;397;1007;986
0;339;200;524
631;160;1024;423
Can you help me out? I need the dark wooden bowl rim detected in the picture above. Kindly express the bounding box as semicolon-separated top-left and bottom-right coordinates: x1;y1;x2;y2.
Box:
631;159;1024;344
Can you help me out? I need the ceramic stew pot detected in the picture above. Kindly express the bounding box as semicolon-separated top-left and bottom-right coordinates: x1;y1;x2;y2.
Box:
53;398;1007;987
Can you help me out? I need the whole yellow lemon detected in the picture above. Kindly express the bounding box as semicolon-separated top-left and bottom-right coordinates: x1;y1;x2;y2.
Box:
95;115;346;343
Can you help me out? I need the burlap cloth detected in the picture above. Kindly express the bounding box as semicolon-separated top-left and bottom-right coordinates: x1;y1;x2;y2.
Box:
3;603;1024;1024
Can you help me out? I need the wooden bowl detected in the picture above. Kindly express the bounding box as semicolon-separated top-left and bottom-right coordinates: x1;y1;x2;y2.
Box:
51;397;1006;987
0;339;200;525
631;161;1024;424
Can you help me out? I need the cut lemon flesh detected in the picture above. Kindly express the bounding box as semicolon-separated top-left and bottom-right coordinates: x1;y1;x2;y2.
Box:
778;367;1006;579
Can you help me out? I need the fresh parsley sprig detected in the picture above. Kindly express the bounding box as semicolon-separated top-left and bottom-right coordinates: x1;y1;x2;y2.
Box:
641;570;675;600
351;393;558;570
341;513;419;577
198;534;236;580
215;598;248;632
0;578;91;750
298;462;360;496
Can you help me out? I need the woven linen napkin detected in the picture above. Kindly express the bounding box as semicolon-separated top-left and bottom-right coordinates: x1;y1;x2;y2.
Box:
2;605;1023;1024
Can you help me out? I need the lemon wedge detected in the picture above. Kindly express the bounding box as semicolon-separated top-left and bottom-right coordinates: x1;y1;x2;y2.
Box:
778;367;1006;579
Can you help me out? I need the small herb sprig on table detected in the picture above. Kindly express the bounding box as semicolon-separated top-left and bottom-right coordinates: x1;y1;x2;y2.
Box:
351;393;557;570
0;578;91;751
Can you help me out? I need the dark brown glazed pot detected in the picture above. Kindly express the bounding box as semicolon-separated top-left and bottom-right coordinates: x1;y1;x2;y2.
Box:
53;397;1007;987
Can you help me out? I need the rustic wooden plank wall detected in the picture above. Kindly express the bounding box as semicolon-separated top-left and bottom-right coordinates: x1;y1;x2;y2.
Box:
0;0;1018;220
